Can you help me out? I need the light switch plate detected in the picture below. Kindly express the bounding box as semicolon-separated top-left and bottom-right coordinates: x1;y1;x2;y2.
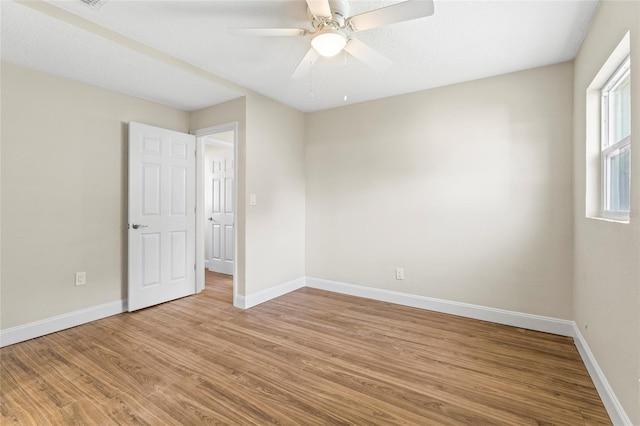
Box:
75;272;87;286
395;267;404;280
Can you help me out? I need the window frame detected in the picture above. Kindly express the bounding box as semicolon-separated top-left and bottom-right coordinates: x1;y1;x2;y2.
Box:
600;55;631;221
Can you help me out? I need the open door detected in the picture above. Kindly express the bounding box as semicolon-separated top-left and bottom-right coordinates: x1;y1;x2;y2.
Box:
128;122;196;311
208;150;235;275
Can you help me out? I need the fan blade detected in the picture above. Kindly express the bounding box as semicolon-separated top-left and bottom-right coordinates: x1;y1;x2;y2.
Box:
306;0;331;18
344;38;392;72
348;0;434;32
228;28;307;36
291;48;320;79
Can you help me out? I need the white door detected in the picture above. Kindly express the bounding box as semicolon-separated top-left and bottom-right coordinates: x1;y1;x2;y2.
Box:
208;152;234;275
128;122;196;311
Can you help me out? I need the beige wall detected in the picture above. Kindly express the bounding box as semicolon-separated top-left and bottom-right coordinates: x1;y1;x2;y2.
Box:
1;62;190;328
306;62;574;319
1;66;306;327
243;93;306;294
573;1;640;423
190;93;306;297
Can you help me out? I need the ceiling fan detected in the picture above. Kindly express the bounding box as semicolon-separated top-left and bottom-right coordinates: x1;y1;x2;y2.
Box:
229;0;435;78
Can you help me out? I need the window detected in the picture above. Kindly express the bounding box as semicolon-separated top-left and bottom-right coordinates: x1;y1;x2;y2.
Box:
601;56;631;220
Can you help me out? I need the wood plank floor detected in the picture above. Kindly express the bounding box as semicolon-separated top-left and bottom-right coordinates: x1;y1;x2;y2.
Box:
1;271;611;425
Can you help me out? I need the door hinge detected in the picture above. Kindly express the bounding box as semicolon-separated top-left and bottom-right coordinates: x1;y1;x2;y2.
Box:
194;264;196;271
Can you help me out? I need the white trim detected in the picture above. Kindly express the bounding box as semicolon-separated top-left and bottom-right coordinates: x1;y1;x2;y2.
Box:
306;277;575;336
234;277;306;309
204;137;233;148
0;300;126;348
589;32;630;89
192;124;236;137
572;325;633;426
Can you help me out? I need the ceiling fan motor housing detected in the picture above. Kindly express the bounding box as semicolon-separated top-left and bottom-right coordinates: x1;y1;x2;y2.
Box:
310;0;350;30
328;0;350;26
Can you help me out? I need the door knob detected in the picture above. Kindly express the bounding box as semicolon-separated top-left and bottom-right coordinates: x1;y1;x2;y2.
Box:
132;223;148;229
208;217;217;223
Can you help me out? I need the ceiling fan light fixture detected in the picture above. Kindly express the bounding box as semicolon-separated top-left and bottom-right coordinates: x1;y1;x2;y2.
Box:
311;29;347;57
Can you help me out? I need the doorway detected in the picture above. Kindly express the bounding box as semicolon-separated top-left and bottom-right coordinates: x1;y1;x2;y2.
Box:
204;135;234;274
193;123;237;302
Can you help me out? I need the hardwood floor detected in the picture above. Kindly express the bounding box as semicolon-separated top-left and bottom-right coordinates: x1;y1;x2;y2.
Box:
1;271;611;425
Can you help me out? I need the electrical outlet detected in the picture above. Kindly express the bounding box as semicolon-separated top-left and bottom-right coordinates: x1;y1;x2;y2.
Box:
395;267;404;280
75;272;87;286
250;194;257;205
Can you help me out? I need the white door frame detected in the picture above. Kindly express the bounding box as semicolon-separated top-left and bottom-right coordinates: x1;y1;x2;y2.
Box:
192;123;238;302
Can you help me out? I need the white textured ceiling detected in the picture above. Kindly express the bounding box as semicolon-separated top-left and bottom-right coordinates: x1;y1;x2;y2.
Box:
2;0;599;113
0;1;244;111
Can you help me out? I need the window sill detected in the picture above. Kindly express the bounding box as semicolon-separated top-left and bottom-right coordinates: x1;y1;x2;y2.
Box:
587;215;630;224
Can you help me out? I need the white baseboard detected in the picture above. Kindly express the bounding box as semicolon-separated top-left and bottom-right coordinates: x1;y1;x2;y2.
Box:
572;325;632;426
0;300;126;348
234;276;306;309
305;277;575;336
